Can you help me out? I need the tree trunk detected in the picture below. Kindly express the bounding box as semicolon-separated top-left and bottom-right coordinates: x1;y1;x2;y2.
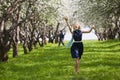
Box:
55;35;59;43
0;17;10;62
118;29;120;39
41;34;44;47
107;28;115;40
23;42;28;54
12;26;20;57
0;29;11;62
28;42;33;52
54;22;60;43
48;30;51;43
12;41;18;57
0;46;9;62
28;38;33;52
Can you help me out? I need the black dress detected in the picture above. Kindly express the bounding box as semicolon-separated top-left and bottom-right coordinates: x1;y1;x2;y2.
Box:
71;29;83;59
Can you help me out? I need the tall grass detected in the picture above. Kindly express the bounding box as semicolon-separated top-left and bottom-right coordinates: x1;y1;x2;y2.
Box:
0;40;120;80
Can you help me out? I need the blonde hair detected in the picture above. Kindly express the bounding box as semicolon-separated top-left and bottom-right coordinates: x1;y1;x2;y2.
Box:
73;22;80;29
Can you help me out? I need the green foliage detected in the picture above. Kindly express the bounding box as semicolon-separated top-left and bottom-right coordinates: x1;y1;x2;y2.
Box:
0;40;120;80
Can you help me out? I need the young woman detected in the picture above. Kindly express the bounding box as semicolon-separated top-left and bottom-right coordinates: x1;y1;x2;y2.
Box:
64;17;95;74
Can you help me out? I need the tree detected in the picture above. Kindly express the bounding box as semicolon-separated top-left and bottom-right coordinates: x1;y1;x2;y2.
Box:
0;0;62;62
70;0;120;40
0;0;26;62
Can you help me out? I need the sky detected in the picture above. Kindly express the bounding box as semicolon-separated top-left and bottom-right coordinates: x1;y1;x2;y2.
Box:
64;31;98;40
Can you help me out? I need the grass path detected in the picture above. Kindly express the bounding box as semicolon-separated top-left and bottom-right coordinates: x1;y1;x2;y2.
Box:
0;40;120;80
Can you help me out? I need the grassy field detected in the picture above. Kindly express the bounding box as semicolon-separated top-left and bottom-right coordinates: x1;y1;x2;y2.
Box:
0;40;120;80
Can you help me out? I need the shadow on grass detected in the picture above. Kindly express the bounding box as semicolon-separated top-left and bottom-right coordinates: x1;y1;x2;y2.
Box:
83;40;120;53
84;43;120;52
82;61;120;68
85;43;120;49
85;48;120;52
81;56;120;68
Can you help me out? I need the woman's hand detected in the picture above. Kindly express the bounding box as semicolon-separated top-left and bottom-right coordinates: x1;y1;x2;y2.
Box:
91;25;96;30
63;16;68;21
63;16;72;33
82;25;96;33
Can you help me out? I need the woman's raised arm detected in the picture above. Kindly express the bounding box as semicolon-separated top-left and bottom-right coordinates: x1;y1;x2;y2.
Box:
81;26;95;33
63;17;72;33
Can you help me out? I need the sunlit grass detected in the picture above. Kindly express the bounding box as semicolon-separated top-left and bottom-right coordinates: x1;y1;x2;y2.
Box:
0;40;120;80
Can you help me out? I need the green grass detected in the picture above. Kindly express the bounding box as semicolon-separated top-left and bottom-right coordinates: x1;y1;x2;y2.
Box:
0;40;120;80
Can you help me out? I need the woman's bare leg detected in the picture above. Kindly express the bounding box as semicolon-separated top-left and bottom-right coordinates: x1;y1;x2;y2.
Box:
75;58;80;73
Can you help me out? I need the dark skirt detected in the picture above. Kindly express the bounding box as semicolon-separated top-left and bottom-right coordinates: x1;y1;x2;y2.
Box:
71;42;83;59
